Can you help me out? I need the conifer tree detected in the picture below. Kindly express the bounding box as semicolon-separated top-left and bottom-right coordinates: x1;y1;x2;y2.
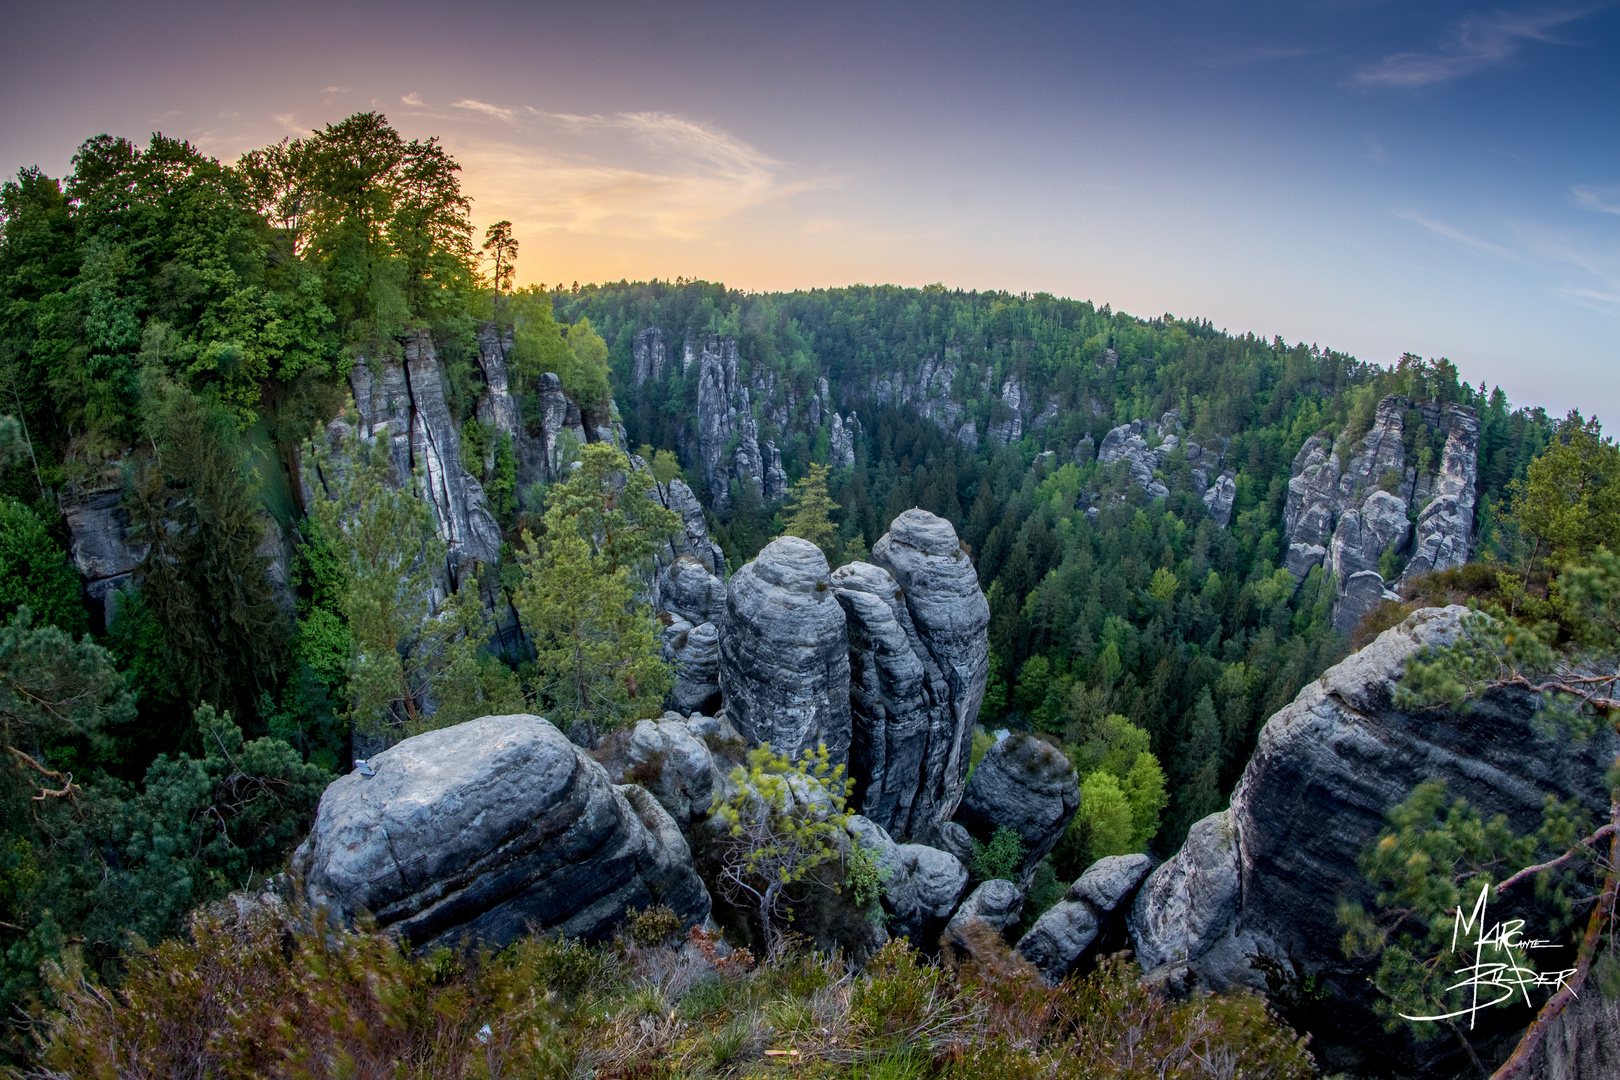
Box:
781;463;839;557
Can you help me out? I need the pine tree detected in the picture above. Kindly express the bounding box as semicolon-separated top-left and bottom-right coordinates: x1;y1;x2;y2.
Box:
781;463;838;557
512;443;675;742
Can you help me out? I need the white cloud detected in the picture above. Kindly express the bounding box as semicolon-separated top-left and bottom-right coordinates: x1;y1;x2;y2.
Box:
1355;10;1588;88
1395;210;1515;258
405;99;827;241
1573;185;1620;215
400;92;424;106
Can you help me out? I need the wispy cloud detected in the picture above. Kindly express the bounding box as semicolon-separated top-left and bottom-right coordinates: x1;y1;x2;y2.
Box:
1396;210;1515;258
387;97;829;242
1573;185;1620;215
1355;9;1590;88
400;92;424;106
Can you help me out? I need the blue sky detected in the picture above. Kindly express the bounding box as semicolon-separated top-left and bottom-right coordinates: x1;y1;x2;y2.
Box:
2;1;1616;419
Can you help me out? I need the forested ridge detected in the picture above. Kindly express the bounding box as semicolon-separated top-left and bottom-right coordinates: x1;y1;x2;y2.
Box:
0;114;1609;1074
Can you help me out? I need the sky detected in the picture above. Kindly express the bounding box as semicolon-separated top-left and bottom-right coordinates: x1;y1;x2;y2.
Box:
2;0;1617;420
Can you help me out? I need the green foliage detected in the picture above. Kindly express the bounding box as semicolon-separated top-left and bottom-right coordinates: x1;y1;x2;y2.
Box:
1506;412;1620;575
0;496;83;633
713;742;852;954
0;607;133;780
781;462;840;556
513;443;676;740
29;909;1315;1080
970;826;1026;883
845;837;891;912
304;422;515;742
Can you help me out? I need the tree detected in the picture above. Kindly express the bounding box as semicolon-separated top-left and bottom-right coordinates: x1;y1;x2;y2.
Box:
1506;411;1620;579
512;444;676;741
304;419;515;744
712;743;851;957
780;463;838;556
124;375;287;722
0;496;84;633
1345;548;1620;1078
482;219;517;294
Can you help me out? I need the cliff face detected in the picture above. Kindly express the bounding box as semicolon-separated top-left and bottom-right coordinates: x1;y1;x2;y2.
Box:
1283;395;1479;632
1126;607;1617;1076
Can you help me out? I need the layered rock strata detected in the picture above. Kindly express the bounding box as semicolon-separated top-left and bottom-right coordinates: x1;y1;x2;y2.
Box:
1282;395;1479;632
717;536;852;761
1126;606;1617;1073
956;733;1080;875
298;714;710;952
847;815;967;944
1016;853;1153;982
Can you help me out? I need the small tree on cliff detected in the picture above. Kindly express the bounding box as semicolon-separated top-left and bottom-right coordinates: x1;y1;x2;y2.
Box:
712;743;852;958
512;443;676;741
1341;546;1620;1078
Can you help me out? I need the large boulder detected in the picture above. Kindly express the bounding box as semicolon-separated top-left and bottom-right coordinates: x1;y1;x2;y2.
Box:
956;733;1080;875
869;509;991;840
662;618;722;717
846;815;967;944
1016;853;1153;983
718;536;851;762
943;879;1025;954
1126;607;1618;1075
298;714;710;952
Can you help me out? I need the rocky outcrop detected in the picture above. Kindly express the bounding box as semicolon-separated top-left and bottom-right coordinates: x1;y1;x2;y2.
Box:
631;327;669;387
652;476;727;582
473;325;547;495
59;487;146;627
956;733;1080;875
695;335;765;512
348;332;501;576
298;714;710;952
871;354;966;438
869;510;992;841
847;815;967;944
663;618;722;717
1095;412;1229;516
1282;395;1479;630
985;377;1026;447
1126;607;1617;1074
598;714;728;828
828;412;857;468
717;536;852;761
1201;471;1237;528
943;879;1025;952
1533;982;1620;1080
1016;853;1153;982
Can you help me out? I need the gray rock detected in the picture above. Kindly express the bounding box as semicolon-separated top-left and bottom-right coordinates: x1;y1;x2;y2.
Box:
870;354;965;440
653;477;727;580
1068;852;1153;913
934;820;975;864
847;815;967;943
986;377;1026;446
1126;607;1617;1073
833;560;944;839
829;413;857;468
871;510;991;839
1016;900;1099;981
695;335;763;512
1201;471;1237;529
1326;489;1409;585
763;439;788;502
474;324;549;494
300;714;710;951
1015;853;1153;983
666;620;722;717
615;716;726;826
956;733;1079;873
631;327;667;387
944;878;1025;948
59;487;146;627
718;536;852;762
1332;570;1389;634
1534;979;1620;1080
659;554;727;626
1399;405;1480;586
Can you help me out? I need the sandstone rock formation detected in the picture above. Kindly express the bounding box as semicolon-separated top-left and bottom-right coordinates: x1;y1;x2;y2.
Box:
662;618;722;717
1015;853;1153;983
847;814;967;944
943;879;1025;953
1282;395;1479;632
1126;606;1617;1074
59;487;146;627
599;714;729;828
956;733;1080;875
717;536;852;761
1095;411;1229;517
869;510;992;840
695;335;765;512
346;331;502;577
298;714;710;952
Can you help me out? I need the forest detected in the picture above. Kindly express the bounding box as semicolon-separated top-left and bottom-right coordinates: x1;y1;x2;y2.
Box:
0;112;1611;1076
